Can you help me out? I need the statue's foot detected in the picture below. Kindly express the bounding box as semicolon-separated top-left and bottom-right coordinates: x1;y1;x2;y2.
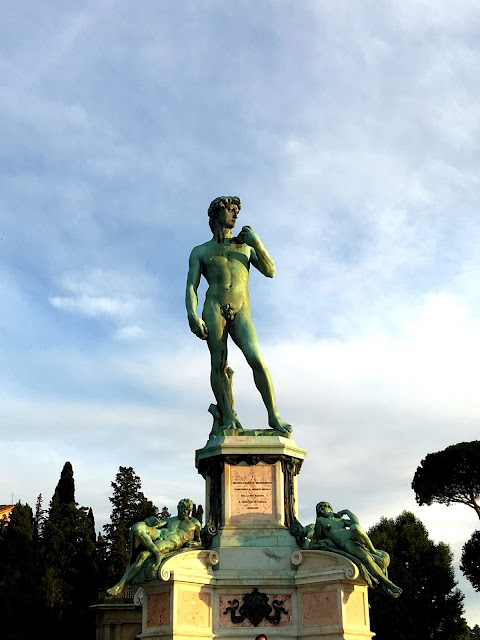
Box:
234;413;243;429
269;415;292;433
221;418;240;430
106;584;124;597
386;585;402;598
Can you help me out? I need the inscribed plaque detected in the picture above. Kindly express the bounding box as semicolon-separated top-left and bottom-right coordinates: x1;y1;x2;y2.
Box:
230;464;274;517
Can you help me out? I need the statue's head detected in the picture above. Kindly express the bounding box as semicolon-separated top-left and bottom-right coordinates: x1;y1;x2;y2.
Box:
316;501;333;517
177;498;193;520
208;196;241;233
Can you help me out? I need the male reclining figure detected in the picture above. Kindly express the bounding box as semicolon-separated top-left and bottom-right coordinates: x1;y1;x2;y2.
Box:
107;498;201;596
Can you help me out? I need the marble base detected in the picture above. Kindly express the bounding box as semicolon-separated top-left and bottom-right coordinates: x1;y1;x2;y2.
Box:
136;434;373;640
137;549;373;640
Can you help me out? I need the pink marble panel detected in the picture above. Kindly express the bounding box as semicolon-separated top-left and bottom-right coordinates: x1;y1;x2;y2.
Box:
302;591;339;627
176;590;211;628
230;465;274;517
219;594;292;627
147;591;170;627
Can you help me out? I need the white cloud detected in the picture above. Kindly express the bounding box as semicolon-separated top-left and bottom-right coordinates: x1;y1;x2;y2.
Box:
55;268;150;299
113;325;148;341
48;268;156;322
50;294;138;317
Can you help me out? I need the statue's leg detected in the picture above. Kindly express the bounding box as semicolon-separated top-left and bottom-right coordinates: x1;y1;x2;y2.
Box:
203;304;237;429
230;307;291;433
106;550;151;596
344;541;401;596
349;524;377;554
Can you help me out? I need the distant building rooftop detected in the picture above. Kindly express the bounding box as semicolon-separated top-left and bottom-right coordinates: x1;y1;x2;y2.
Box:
0;505;15;522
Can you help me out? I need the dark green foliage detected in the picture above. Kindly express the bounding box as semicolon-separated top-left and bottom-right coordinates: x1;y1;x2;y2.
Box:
0;502;47;640
461;530;480;592
43;461;98;640
159;505;172;519
368;511;470;640
102;466;159;585
95;532;109;590
54;460;75;505
412;441;480;519
0;462;162;638
471;624;480;639
103;522;130;585
34;493;46;541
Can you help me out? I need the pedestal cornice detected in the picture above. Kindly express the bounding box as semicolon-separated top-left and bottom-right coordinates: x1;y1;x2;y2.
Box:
195;433;307;477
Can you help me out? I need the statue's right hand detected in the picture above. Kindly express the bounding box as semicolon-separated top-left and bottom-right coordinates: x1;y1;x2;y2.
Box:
150;551;162;575
188;315;209;340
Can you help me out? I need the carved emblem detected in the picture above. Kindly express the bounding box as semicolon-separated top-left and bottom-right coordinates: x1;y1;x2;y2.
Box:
223;588;288;627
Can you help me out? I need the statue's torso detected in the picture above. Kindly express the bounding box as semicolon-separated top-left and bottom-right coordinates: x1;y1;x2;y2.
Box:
198;240;252;308
157;517;199;545
316;516;349;546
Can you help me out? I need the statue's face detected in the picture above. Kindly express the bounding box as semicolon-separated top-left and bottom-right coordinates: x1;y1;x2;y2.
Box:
220;203;239;229
178;501;193;520
317;502;333;517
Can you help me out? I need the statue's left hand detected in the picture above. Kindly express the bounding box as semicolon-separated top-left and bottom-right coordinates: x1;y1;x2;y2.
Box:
184;541;201;549
235;225;260;248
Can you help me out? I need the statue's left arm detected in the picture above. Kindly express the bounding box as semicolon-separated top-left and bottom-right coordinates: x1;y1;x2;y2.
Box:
237;226;275;278
335;509;360;527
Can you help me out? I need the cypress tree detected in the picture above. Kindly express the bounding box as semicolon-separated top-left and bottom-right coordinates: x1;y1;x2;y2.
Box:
0;502;46;639
43;461;97;640
159;505;172;520
102;466;159;585
34;493;46;542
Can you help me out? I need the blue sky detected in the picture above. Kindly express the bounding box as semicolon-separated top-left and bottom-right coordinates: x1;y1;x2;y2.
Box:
2;0;480;625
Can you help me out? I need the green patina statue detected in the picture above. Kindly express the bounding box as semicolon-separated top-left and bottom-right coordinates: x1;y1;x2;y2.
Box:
107;498;201;596
310;501;402;597
186;196;291;435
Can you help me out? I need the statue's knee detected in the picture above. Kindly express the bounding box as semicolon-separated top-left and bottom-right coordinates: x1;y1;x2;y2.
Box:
246;353;264;371
350;524;367;539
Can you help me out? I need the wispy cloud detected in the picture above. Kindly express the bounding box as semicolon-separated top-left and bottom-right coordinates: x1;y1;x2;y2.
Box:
47;268;156;335
113;325;148;341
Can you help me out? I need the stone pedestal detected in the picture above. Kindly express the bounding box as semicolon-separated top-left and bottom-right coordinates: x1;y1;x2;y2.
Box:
293;550;373;640
196;434;306;548
137;550;217;639
137;434;373;640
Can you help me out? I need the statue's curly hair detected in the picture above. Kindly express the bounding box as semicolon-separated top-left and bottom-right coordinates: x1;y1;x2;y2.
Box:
177;498;193;517
207;196;241;232
316;501;333;516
